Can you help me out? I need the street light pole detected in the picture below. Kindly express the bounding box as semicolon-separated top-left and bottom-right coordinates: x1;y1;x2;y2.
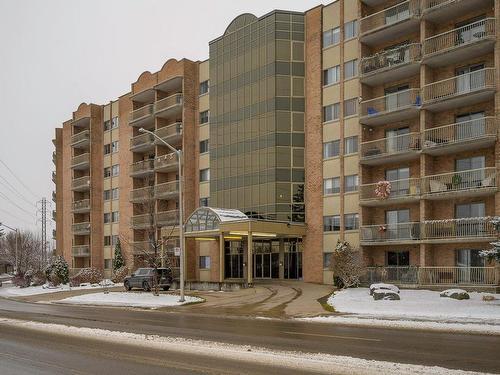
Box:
139;128;185;302
0;223;18;274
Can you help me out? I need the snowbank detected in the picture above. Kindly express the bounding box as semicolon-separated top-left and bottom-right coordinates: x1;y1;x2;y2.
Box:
0;281;117;297
57;292;202;308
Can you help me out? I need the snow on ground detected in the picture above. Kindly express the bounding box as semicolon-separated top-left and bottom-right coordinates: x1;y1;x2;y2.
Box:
58;292;203;308
0;281;117;297
0;317;490;375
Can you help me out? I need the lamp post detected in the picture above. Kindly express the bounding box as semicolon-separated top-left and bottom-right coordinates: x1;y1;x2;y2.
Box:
138;127;185;302
0;222;18;274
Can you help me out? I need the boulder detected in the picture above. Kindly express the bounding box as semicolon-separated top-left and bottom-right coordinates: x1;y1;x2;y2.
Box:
369;283;400;296
372;289;400;300
440;289;470;300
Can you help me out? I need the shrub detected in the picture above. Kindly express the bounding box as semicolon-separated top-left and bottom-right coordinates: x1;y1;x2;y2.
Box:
31;270;47;286
111;266;129;284
70;267;103;287
46;256;69;284
12;274;30;288
49;273;61;287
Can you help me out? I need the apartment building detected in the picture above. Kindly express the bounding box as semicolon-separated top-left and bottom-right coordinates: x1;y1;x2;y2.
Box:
53;0;500;287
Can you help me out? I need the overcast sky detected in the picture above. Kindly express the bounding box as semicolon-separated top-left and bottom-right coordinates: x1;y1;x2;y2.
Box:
0;0;323;233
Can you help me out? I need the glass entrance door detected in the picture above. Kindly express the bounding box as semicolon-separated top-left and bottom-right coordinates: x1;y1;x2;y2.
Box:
284;240;303;280
254;253;271;279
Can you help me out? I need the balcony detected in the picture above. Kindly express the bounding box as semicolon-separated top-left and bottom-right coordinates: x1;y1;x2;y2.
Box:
129;186;154;203
360;43;421;86
422;0;495;23
361;222;421;245
72;199;91;213
360;89;421;125
72;245;90;257
155;181;179;200
71;130;90;149
130;159;155;178
52;191;56;202
129;104;154;128
422;117;497;155
360;132;420;165
72;176;90;191
421;217;495;243
359;0;421;45
154;93;183;120
52;151;56;164
72;116;90;128
130;241;152;255
72;222;91;235
71;153;90;170
130;214;154;230
422;68;496;112
421;168;497;199
52;171;56;183
359;178;421;206
155;122;182;146
154;152;178;173
52;210;56;221
157;210;179;227
52;229;56;240
422;18;496;67
130;133;155;152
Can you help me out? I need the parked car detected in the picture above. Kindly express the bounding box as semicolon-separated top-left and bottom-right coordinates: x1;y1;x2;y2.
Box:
124;267;173;292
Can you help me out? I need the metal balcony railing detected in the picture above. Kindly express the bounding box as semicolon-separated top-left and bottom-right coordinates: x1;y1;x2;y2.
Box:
360;0;420;35
154;152;178;170
421;217;495;240
155;122;182;142
72;222;91;235
71;153;90;168
360;178;420;201
155;93;183;113
155;181;179;199
52;171;56;183
130;159;155;176
422;68;495;103
423;18;496;56
130;214;154;229
130;241;152;255
72;245;90;257
361;43;421;75
129;104;154;124
360;89;421;117
52;191;56;202
72;199;91;212
361;222;421;242
361;132;421;159
156;210;179;227
72;176;90;190
422;168;497;196
71;130;90;146
130;133;154;150
130;187;154;202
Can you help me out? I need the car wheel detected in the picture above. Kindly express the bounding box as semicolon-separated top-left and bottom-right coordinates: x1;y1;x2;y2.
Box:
162;286;170;291
142;281;151;292
124;281;131;291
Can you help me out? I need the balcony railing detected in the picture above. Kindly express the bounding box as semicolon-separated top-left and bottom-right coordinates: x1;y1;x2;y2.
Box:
52;191;56;202
130;211;178;229
423;117;497;150
129;104;154;124
130;159;155;176
157;210;179;227
422;68;495;103
423;18;496;56
130;241;152;255
361;222;421;243
52;171;56;183
361;132;421;160
360;178;420;202
130;133;154;151
422;168;497;196
364;266;497;286
71;130;90;146
361;43;421;76
155;93;183;113
72;222;91;235
72;245;90;257
72;176;90;191
130;214;154;229
52;210;56;221
130;187;154;202
52;151;56;164
360;0;420;35
71;153;90;168
360;89;421;118
155;152;178;171
72;199;91;212
155;123;182;143
155;181;179;199
421;217;495;240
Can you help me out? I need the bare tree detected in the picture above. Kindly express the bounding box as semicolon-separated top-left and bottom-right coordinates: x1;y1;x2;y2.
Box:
329;240;365;288
0;230;46;275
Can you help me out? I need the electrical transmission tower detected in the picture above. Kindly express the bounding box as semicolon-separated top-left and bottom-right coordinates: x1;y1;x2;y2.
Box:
37;197;50;266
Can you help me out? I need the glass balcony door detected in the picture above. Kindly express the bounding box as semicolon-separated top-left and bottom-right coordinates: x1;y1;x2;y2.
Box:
455;112;486;141
456;64;485;93
386;209;411;240
385;85;410;111
385;167;410;197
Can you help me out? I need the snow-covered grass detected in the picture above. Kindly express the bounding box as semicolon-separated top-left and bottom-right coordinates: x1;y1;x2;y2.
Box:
57;292;203;308
0;280;117;297
0;317;490;375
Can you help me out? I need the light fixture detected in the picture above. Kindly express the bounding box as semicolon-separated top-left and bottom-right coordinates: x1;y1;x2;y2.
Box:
229;231;277;238
194;237;217;241
224;236;243;240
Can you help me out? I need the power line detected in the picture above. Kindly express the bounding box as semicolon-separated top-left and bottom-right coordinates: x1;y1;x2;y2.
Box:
0;191;37;219
0;207;33;226
0;174;38;209
0;158;40;200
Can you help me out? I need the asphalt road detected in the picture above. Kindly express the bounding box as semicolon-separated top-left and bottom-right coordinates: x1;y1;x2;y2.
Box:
0;297;499;374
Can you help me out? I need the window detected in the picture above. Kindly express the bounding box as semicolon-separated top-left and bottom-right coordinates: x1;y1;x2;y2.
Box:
323;140;340;159
324;177;340;194
104;236;111;246
456;249;485;267
199;139;209;154
111;141;119;153
199;80;209;95
200;110;210;124
111;235;119;245
111;164;120;177
323;27;340;48
344;59;358;79
104;213;111;224
455;202;485;219
385;167;410;197
455;156;485;171
344;98;357;117
112;188;119;200
344;20;358;39
104;259;112;270
345;174;358;192
111;211;119;223
104;144;111;155
104;117;119;131
199;197;209;207
104;167;111;178
344;136;358;154
323;103;340;122
199;256;211;269
323;66;340;86
323;253;332;269
200;168;210;182
324;215;341;232
344;213;359;230
387;251;410;266
104;189;111;201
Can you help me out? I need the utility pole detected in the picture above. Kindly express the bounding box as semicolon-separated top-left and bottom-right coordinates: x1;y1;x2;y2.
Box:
37;197;49;267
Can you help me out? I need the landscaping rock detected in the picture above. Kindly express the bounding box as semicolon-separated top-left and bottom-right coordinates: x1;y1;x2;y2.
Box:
482;294;496;302
372;289;400;300
440;289;470;300
369;283;400;296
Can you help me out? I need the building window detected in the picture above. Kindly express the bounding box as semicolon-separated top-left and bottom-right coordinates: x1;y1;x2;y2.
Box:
111;164;119;177
323;66;340;86
199;139;209;154
344;98;357;117
104;117;119;131
200;168;210;182
344;174;359;192
104;213;111;224
104;259;112;270
111;211;119;223
104;167;111;178
199;197;209;207
324;177;340;195
323;103;340;122
112;235;119;246
199;256;211;269
344;136;358;154
324;215;341;232
344;59;358;80
344;213;359;230
323;27;340;48
323;140;340;159
104;189;111;201
323;253;332;269
200;110;210;124
104;144;111;155
112;188;119;200
111;140;119;153
344;20;358;39
104;236;111;246
199;80;209;95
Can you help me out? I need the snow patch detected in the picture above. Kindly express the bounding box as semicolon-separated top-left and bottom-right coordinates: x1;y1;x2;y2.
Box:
369;283;400;294
0;281;117;297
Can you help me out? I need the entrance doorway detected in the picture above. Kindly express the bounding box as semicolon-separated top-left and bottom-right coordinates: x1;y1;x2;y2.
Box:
284;240;303;280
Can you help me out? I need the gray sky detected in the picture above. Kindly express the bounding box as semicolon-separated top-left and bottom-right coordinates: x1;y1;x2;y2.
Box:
0;0;323;232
